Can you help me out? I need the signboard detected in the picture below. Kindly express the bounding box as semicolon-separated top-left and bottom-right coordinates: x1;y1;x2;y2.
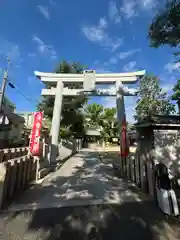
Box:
83;70;96;92
120;118;129;157
29;112;43;156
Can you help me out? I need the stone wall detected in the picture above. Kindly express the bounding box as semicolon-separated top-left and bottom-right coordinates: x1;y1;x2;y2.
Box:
153;129;180;178
121;126;180;199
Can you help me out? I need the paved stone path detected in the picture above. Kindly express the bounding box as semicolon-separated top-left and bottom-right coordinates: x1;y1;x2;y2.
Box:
0;149;180;239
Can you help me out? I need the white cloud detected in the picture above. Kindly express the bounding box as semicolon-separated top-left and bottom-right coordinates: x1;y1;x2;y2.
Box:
109;56;118;64
118;49;141;59
37;5;50;20
111;38;123;52
102;48;140;68
103;56;118;67
159;75;177;95
161;82;173;93
83;26;106;42
82;19;123;51
0;38;22;67
121;0;137;19
123;61;137;71
33;35;46;53
108;1;121;23
99;18;107;28
32;35;57;59
138;0;157;10
120;0;156;20
164;62;180;73
50;0;56;7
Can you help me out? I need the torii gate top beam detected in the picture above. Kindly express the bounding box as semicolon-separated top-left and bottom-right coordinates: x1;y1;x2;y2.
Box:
34;70;146;85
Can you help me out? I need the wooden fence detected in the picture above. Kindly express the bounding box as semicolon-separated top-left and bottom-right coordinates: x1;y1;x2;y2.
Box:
0;147;29;163
0;140;83;209
0;155;39;209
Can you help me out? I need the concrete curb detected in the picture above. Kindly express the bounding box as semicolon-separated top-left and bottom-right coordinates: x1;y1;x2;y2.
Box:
37;151;79;182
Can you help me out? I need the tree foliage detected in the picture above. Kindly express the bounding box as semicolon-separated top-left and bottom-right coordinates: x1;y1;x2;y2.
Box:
149;0;180;114
84;103;104;128
101;107;117;141
37;60;87;137
134;74;175;122
84;103;117;142
149;0;180;48
171;79;180;113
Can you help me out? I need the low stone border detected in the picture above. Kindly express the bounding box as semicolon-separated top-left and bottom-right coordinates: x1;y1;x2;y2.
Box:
38;150;79;180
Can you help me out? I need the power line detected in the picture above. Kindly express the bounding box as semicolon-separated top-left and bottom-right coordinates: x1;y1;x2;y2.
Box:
3;57;40;105
7;79;40;105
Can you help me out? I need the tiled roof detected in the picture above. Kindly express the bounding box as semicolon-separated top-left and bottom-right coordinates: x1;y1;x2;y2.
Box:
1;106;25;125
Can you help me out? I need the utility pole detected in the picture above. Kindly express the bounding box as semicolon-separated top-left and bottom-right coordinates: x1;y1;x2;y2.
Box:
0;57;10;113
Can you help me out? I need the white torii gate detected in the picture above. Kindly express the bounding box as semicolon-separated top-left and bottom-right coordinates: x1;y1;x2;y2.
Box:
34;70;145;164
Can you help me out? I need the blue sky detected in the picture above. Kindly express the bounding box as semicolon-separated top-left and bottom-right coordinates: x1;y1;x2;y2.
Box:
0;0;179;122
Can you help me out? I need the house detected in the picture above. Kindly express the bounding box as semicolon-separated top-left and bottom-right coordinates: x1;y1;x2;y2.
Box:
0;97;25;148
16;111;50;148
16;111;34;128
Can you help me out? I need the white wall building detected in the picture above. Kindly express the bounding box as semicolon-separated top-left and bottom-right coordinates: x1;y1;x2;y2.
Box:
16;112;34;128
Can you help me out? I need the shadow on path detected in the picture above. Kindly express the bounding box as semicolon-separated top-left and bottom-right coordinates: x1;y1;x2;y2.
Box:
2;199;180;240
1;149;180;239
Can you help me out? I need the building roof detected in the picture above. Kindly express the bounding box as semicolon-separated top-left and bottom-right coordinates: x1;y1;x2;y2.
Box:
135;115;180;128
0;106;25;125
85;127;101;136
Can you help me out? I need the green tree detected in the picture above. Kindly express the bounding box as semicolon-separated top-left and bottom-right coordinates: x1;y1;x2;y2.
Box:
171;79;180;113
134;74;175;122
149;1;180;112
84;103;118;142
37;60;87;137
84;103;104;129
101;107;117;142
149;0;180;48
149;0;180;62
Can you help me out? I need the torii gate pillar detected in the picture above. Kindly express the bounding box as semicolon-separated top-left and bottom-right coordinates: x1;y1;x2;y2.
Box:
49;80;63;164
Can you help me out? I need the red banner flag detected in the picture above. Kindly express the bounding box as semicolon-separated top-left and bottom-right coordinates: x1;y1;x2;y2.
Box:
29;112;43;156
120;118;129;157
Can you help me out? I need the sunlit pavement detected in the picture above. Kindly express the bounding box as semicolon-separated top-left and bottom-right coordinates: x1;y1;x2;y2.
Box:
0;149;180;239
